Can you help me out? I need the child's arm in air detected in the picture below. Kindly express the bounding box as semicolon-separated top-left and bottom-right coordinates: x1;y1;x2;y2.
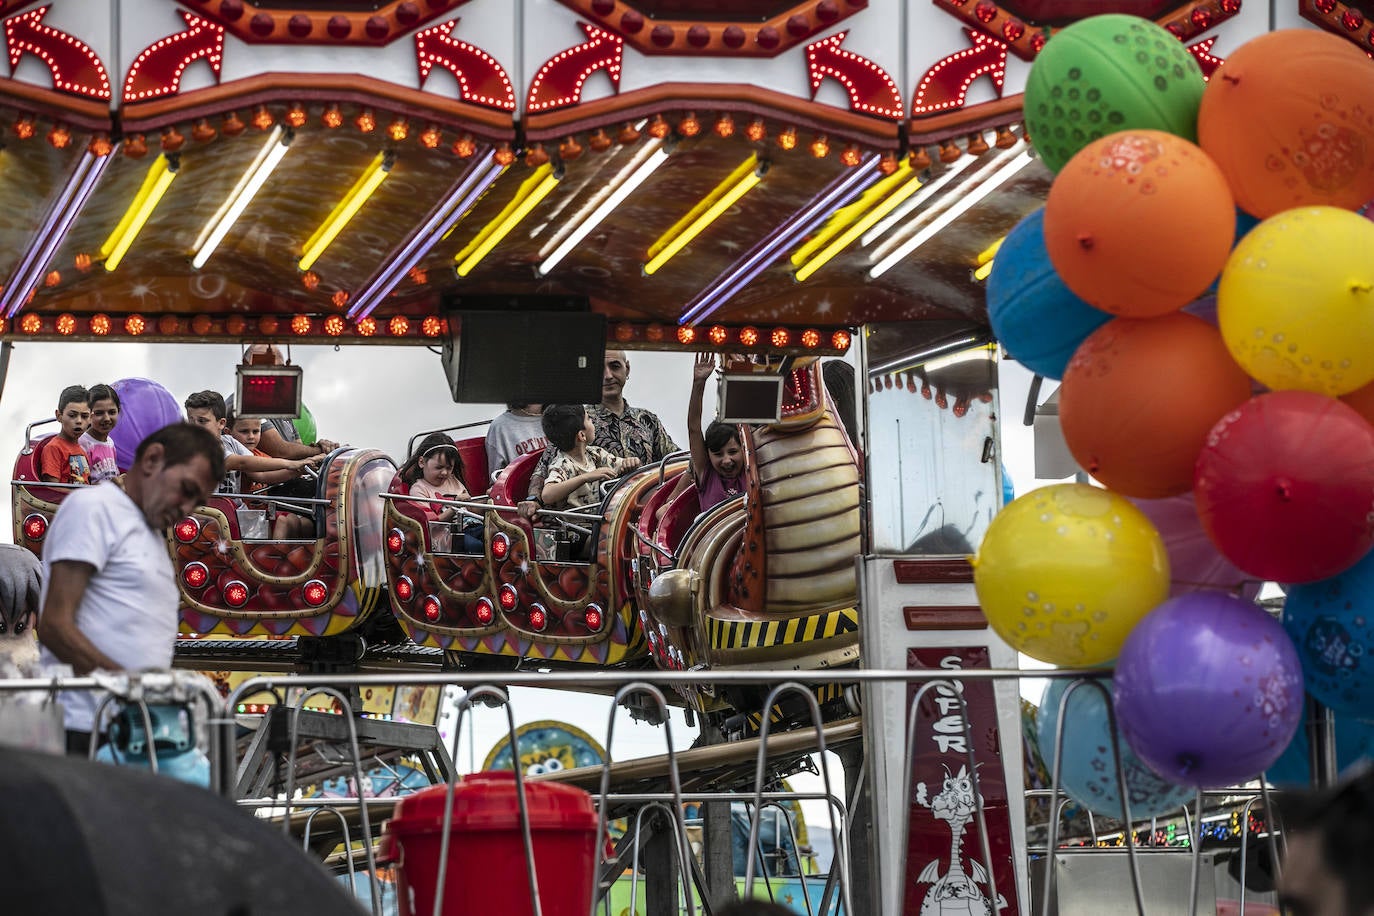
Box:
687;353;713;481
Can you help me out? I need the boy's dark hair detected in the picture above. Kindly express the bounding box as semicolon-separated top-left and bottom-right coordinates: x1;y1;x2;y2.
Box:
704;421;740;454
86;383;121;409
1278;767;1374;914
399;432;465;486
541;404;586;453
507;400;535;412
184;390;227;421
134;422;226;483
57;385;89;412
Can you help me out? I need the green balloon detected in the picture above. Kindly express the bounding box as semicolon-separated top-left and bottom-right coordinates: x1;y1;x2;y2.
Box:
1024;14;1206;174
292;402;317;445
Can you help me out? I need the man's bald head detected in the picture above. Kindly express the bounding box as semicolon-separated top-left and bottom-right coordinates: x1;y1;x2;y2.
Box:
603;350;631;408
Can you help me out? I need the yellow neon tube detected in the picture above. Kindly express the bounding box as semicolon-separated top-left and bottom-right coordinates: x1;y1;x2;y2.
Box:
645;155;757;261
793;168;924;283
973;258;995;281
976;235;1004;266
100;154;178;272
643;160;761;276
299;152;392;271
454;164;559;277
790;161;914;267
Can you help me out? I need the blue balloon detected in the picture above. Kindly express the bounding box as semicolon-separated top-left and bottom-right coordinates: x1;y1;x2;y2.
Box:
987;208;1111;380
110;377;183;472
1204;209;1263;295
1283;549;1374;716
1037;677;1194;819
1265;709;1374;788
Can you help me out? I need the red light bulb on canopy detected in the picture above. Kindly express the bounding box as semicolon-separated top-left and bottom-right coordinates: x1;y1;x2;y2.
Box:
389;315;410;337
708;325;728;346
498;583;519;611
474;596;495;625
771;327;791;347
739;326;760;347
801;329;821;348
831;330;852;351
387;528;405;554
324;315;346;337
395;576;414;601
422;595;442;621
677;326;697;346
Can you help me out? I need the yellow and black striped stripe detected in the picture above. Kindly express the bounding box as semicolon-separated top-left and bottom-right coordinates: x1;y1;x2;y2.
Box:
707;607;858;651
745;682;848;730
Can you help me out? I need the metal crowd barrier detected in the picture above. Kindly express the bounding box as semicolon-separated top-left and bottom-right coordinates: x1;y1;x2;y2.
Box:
0;667;1309;916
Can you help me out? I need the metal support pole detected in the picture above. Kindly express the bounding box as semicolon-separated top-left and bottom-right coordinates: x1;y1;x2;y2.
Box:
703;801;737;908
646;810;682;916
839;741;877;915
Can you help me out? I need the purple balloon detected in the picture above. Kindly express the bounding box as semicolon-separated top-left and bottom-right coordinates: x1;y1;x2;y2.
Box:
1129;493;1262;602
110;377;183;471
1114;593;1304;788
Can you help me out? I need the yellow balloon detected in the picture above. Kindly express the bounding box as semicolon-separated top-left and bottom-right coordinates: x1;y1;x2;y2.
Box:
972;484;1169;666
1218;206;1374;396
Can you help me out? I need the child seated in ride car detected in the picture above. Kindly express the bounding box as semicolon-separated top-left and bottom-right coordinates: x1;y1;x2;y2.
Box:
539;405;642;512
184;392;321;529
399;433;483;553
228;409;317;540
40;385;92;485
80;383;121;484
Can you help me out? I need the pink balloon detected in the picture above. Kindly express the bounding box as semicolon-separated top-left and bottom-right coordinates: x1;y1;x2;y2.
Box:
1130;493;1262;601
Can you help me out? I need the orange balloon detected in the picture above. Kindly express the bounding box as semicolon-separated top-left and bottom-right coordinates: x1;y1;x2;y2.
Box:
1059;313;1253;498
1044;130;1235;317
1198;29;1374;218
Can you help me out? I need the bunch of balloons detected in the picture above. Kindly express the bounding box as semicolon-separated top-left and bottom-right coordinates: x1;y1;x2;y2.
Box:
977;17;1374;808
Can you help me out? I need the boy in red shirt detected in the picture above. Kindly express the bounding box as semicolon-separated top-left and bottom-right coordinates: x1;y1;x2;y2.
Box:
40;386;92;485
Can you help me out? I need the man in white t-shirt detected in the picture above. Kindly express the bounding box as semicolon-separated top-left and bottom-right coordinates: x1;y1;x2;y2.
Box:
37;422;224;755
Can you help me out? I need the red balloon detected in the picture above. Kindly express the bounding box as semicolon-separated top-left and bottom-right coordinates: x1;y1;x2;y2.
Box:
1194;391;1374;583
1044;130;1235;317
1059;313;1252;497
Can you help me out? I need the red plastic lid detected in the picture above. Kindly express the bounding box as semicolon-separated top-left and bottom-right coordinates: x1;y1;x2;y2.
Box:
385;771;598;835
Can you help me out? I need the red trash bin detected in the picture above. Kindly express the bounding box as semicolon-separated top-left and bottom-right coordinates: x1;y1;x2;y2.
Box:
377;771;599;916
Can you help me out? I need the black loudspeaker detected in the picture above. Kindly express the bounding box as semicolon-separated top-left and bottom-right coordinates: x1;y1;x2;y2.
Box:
441;305;606;404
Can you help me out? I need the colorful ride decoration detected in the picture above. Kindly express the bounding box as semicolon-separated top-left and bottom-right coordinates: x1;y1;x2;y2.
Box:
482;720;608;777
638;359;862;708
979;19;1373;796
380;444;650;666
175;448;396;638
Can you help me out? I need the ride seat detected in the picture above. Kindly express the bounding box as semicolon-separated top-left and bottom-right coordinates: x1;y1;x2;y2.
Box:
656;485;702;558
488;448;544;542
14;434;78;503
455;435;489;497
637;467;688;555
387;474;437;526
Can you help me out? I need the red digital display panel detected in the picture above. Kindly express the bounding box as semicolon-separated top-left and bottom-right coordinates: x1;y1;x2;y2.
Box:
236;366;302;419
